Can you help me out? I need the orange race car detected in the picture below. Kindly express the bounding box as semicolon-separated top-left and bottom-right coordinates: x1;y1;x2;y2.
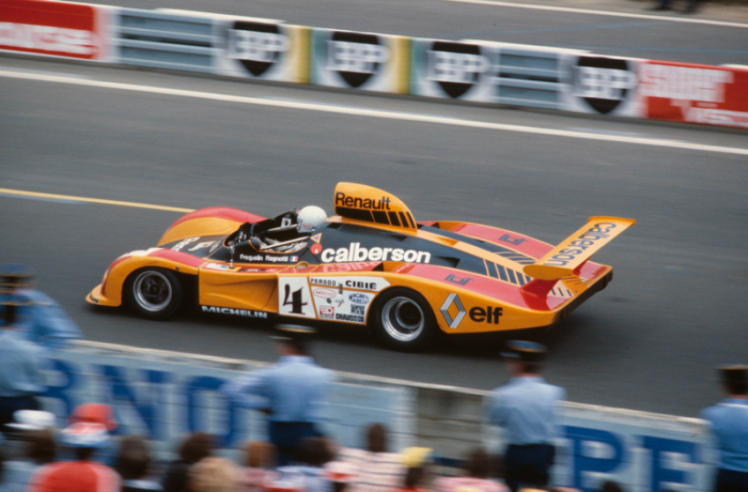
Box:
87;183;635;350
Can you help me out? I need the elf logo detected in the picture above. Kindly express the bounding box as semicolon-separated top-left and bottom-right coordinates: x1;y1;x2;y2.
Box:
469;306;503;324
320;242;431;264
572;56;635;115
226;21;289;77
426;41;489;99
327;31;389;88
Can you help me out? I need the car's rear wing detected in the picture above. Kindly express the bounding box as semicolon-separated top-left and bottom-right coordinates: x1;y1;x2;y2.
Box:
523;217;636;280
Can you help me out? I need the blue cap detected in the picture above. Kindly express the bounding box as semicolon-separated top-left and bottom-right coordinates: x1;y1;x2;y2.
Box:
0;263;34;287
501;340;547;363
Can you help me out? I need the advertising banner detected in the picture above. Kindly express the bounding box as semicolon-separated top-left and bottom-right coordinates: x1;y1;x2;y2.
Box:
215;19;311;84
311;29;410;94
560;54;643;118
0;0;110;61
640;61;748;129
411;39;496;102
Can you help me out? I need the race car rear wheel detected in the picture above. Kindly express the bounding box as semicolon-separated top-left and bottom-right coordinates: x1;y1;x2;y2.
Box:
372;288;435;351
126;268;182;320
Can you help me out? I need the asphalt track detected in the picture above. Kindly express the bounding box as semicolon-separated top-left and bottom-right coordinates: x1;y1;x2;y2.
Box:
1;54;747;418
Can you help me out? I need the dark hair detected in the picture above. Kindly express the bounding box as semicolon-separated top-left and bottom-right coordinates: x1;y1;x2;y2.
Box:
3;303;17;326
27;429;57;465
724;378;748;396
463;447;490;479
179;432;213;464
366;423;387;453
403;467;424;489
299;437;331;467
76;447;96;461
601;480;624;492
116;435;151;480
244;440;276;468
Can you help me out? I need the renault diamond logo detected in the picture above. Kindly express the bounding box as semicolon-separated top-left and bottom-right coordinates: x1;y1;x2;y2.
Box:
440;293;466;329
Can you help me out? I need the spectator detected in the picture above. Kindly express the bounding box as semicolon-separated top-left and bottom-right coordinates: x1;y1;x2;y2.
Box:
338;424;406;492
0;301;46;435
220;325;336;465
276;437;334;492
649;0;700;14
29;422;120;492
238;441;276;492
394;448;432;492
701;365;748;492
65;403;119;466
323;461;358;492
484;341;565;492
433;448;508;492
600;481;623;492
190;457;238;492
3;419;57;491
162;432;213;492
0;263;81;350
116;435;161;492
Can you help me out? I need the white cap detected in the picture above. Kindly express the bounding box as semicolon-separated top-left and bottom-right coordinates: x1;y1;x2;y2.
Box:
8;410;56;431
297;206;327;233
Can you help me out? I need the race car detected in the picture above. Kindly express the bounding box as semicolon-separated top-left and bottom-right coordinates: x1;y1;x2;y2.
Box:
87;182;635;350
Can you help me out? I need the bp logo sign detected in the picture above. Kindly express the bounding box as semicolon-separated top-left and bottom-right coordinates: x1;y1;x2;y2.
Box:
426;42;489;99
325;31;389;89
224;21;289;77
572;56;636;115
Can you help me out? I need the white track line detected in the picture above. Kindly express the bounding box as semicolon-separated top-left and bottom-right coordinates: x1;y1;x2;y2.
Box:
2;69;747;157
445;0;748;29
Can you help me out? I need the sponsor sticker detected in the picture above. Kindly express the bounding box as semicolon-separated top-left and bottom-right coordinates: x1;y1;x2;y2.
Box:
319;305;335;319
348;293;369;305
426;42;489;99
225;21;289;76
570;56;636;115
201;305;268;318
319;242;431;264
335;313;365;323
313;287;338;299
309;277;390;292
326;32;389;88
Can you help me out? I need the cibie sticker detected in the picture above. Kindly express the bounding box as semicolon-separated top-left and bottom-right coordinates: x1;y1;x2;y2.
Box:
309;276;390;292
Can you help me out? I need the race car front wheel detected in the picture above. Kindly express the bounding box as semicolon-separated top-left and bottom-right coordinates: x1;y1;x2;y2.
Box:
126;268;182;320
371;288;435;351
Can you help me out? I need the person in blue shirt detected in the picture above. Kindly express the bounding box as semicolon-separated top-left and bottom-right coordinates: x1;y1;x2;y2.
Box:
0;301;47;435
701;365;748;492
484;340;565;492
220;325;336;466
0;263;82;350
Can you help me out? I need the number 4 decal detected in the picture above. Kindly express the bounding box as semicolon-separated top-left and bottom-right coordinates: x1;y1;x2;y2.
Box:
278;278;316;318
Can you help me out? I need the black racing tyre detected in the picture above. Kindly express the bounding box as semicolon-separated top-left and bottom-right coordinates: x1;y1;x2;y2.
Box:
125;268;182;320
370;288;436;351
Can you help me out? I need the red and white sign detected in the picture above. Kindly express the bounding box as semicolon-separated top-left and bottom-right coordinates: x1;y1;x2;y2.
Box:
640;60;748;130
0;0;109;60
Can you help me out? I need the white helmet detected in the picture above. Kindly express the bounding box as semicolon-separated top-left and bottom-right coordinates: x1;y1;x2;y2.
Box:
297;206;327;233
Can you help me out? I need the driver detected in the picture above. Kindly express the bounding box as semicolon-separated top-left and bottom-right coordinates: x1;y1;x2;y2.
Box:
254;206;327;253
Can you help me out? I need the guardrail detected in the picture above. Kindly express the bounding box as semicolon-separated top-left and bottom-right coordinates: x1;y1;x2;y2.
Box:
42;340;715;492
1;0;747;130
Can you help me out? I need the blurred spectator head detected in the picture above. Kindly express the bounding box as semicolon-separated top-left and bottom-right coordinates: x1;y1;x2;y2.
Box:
0;263;34;292
190;457;238;492
324;461;358;492
26;428;57;465
179;432;214;464
244;440;276;469
366;423;388;453
600;481;624;492
116;435;152;481
69;403;118;432
463;447;490;479
502;340;547;375
299;437;332;468
718;365;748;396
272;325;315;356
400;447;433;490
60;422;109;461
2;301;23;327
8;410;56;431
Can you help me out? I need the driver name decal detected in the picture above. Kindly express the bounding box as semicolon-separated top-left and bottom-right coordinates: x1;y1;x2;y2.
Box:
320;242;430;263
